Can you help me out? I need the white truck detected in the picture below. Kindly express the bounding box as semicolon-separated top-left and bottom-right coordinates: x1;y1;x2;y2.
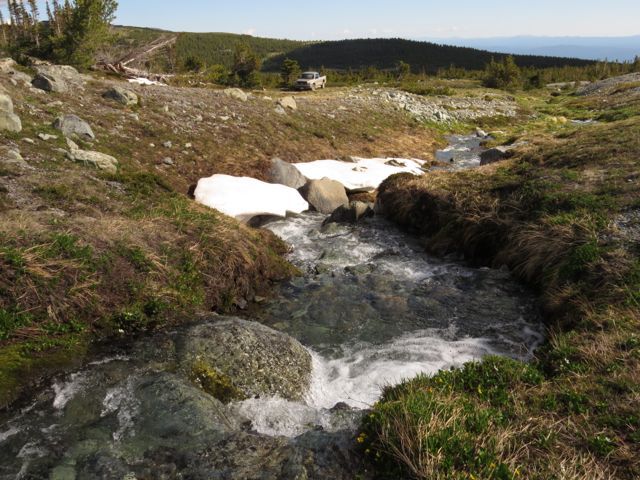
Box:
295;72;327;91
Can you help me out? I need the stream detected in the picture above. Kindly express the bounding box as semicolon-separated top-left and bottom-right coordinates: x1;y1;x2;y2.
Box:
0;135;545;479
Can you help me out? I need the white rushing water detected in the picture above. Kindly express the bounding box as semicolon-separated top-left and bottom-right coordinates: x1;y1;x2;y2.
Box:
234;210;544;438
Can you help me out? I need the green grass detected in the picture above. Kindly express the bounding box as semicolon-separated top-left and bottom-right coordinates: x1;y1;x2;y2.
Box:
369;114;640;478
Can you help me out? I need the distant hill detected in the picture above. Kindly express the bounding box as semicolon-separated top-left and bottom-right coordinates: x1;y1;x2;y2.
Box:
262;38;594;73
422;36;640;62
109;27;596;74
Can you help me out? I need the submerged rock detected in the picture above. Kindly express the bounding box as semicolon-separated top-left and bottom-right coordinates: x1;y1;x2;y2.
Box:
323;201;374;226
480;146;512;166
177;318;313;401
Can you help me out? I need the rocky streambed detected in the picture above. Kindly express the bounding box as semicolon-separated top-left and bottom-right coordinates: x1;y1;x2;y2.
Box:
0;136;544;479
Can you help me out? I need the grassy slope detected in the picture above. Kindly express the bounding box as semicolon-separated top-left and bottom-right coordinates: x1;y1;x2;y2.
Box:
362;88;640;478
0;71;439;408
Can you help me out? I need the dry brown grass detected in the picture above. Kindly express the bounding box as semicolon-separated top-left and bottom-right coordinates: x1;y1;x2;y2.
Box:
369;116;640;478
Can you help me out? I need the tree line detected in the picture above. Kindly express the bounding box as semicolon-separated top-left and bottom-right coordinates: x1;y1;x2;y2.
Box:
0;0;118;68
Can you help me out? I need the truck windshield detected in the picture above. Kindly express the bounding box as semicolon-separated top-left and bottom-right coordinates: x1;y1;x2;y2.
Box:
301;73;315;79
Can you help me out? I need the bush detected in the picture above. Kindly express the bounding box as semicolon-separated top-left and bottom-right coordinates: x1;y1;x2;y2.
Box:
483;56;523;91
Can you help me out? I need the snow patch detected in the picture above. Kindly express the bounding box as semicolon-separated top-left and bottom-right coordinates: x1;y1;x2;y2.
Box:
194;174;309;222
294;157;425;192
128;77;165;86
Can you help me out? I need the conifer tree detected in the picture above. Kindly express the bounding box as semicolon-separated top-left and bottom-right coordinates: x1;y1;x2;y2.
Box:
27;0;40;48
280;58;301;86
0;10;6;47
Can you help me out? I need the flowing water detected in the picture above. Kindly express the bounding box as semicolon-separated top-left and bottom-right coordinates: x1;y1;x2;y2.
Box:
0;136;545;479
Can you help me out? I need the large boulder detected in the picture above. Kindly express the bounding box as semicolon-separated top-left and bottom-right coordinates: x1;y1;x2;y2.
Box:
323;201;374;226
300;178;349;214
53;114;95;141
66;148;118;174
0;93;21;132
31;73;68;93
224;88;248;102
103;86;138;106
177;318;312;402
277;96;297;111
35;64;83;83
269;157;307;189
480;146;512;166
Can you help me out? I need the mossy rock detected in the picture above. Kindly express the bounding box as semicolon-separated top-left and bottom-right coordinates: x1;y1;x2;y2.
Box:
189;359;246;404
177;317;312;401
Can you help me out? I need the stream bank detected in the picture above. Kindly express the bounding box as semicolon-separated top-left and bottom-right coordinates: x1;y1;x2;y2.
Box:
0;135;545;479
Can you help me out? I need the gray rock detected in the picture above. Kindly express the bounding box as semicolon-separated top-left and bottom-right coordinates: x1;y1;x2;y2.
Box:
274;105;286;115
300;178;349;214
480;146;512;166
0;110;21;132
1;148;28;169
102;86;138;106
37;133;58;141
385;159;407;167
269;157;307;189
35;64;81;82
162;157;174;165
476;127;489;138
277;96;297;111
132;372;245;439
66;149;118;174
0;93;13;113
576;73;639;96
31;73;68;93
177;318;312;402
0;59;31;85
0;93;21;132
224;88;248;102
163;140;172;148
0;57;16;73
53;114;95;141
323;201;374;226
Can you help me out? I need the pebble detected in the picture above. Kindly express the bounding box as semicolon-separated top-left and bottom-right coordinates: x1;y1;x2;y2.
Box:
38;133;58;141
162;157;174;165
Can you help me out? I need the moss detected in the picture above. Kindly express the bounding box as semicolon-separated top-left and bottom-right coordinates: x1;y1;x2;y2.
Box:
0;336;88;409
189;360;246;404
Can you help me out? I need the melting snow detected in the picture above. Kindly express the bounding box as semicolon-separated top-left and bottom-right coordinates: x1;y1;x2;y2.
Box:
294;157;425;192
128;77;165;86
194;174;309;222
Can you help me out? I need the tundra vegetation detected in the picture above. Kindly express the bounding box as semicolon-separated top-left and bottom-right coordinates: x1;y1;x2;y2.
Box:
0;6;639;479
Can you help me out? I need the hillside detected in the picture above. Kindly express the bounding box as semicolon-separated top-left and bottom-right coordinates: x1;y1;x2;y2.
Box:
110;27;594;74
262;38;596;72
175;32;308;69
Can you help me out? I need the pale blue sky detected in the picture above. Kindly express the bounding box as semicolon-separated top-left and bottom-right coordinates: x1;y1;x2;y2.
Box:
113;0;640;39
3;0;640;39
